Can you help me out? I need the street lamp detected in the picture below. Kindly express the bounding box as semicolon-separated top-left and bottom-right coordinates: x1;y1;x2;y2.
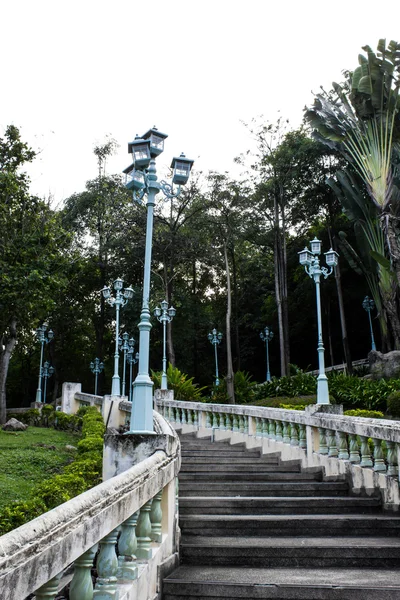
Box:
126;338;139;402
208;329;223;387
101;278;134;396
298;237;339;405
119;332;131;397
124;127;194;433
42;361;55;404
362;295;377;352
35;324;54;403
260;326;274;382
90;358;104;396
154;300;176;390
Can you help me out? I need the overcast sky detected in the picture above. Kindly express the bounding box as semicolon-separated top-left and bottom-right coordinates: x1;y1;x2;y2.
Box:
1;0;400;206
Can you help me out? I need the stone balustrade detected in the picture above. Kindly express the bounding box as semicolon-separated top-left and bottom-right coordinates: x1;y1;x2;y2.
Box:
0;411;180;600
155;398;400;510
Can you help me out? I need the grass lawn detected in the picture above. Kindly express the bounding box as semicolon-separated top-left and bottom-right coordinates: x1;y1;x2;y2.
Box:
0;426;80;508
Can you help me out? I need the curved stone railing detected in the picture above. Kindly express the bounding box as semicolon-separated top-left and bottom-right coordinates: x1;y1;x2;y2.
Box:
0;411;180;600
155;398;400;510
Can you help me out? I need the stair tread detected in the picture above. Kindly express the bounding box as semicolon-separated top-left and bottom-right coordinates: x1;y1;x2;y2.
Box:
180;513;398;522
181;535;400;548
179;496;380;502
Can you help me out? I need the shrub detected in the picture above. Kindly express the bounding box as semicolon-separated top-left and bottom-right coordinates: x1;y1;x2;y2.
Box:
248;396;316;408
279;404;306;411
64;456;102;487
152;364;207;401
344;409;385;419
34;474;87;509
0;499;47;533
387;391;400;418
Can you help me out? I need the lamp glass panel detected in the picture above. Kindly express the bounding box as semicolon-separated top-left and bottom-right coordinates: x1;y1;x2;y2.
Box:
150;133;164;152
325;250;338;266
299;250;311;265
310;239;321;254
134;145;150;161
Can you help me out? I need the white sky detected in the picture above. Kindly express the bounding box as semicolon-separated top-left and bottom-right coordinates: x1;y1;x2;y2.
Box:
1;0;400;206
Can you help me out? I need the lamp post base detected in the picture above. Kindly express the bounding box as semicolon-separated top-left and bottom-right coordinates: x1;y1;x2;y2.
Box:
111;375;120;396
317;374;330;405
129;375;154;433
35;389;42;403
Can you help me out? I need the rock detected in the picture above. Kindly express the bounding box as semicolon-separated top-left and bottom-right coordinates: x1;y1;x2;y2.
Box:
65;444;77;451
2;418;28;431
369;350;400;379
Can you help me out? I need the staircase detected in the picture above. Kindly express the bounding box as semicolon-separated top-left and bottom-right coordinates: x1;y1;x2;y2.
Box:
163;432;400;599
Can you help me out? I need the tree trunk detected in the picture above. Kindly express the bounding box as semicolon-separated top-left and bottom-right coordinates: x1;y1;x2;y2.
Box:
0;318;17;424
223;240;235;404
167;277;176;367
273;190;289;376
333;238;353;373
231;247;241;371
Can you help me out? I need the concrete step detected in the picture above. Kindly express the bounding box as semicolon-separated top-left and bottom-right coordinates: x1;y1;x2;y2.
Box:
179;463;303;474
163;565;400;599
181;449;264;458
180;535;400;568
181;456;280;465
178;481;349;497
178;472;323;484
179;496;382;516
179;514;400;537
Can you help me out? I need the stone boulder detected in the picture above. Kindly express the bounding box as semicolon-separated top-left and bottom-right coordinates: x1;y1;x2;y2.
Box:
369;350;400;380
2;418;28;431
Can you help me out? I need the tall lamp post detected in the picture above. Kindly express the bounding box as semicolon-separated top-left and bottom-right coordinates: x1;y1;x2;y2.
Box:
260;326;274;382
101;279;134;396
362;295;377;352
42;361;55;403
154;300;176;390
123;127;194;433
126;338;139;402
208;329;223;387
90;358;104;396
298;238;339;405
119;332;131;397
35;324;54;403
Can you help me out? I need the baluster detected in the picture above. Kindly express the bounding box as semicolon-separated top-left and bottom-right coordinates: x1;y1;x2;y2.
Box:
290;423;299;446
373;438;387;472
255;417;261;437
298;423;307;449
268;419;276;440
327;429;338;458
232;414;239;432
338;431;349;460
175;478;179;515
187;410;193;426
275;420;283;442
117;512;138;581
318;427;328;455
181;409;187;425
176;407;181;424
35;572;62;600
93;529;119;598
244;415;249;434
70;545;98;599
349;434;361;464
386;441;398;477
360;436;373;467
136;499;153;559
168;406;174;421
239;415;244;433
212;412;218;428
206;412;211;428
225;413;232;431
262;418;268;438
219;413;226;430
150;490;163;543
282;421;291;444
193;410;199;427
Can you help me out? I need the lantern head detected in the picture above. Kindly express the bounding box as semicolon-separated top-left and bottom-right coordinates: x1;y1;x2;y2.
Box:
47;329;54;341
168;306;176;318
325;248;339;267
217;332;223;341
154;306;162;318
298;247;313;266
124;163;145;191
114;278;124;291
142;127;168;158
128;135;151;169
161;299;169;312
101;286;111;299
310;237;322;255
171;153;194;186
123;286;134;299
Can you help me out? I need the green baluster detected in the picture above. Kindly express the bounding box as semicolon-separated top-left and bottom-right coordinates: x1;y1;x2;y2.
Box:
360;436;373;467
262;418;268;438
282;421;290;444
117;512;139;581
212;412;218;428
150;490;163;543
298;424;307;449
290;423;299;446
242;415;248;433
255;417;261;437
182;409;187;425
338;431;349;460
93;529;119;599
193;410;198;427
373;438;387;472
386;441;398;477
275;420;283;442
268;419;276;439
327;430;338;458
136;499;153;559
225;414;232;431
35;572;62;600
239;415;244;433
349;434;360;464
168;406;174;421
232;414;239;432
219;413;226;430
318;427;328;455
70;545;98;599
206;412;211;428
187;410;193;426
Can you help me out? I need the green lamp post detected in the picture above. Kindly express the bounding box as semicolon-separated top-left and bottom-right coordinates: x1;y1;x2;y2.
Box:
362;295;377;352
35;324;54;403
90;357;104;396
126;338;139;402
260;326;274;382
42;361;55;403
208;328;223;387
154;300;176;390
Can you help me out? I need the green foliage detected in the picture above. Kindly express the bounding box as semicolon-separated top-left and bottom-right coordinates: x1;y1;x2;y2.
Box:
250;396;316;408
279;404;306;411
152;364;207;401
386;391;400;418
77;436;104;455
252;372;317;400
344;409;385;419
327;373;400;410
64;455;102;487
34;473;87;509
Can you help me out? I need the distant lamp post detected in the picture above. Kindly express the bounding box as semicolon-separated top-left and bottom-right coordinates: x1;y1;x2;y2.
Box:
154;300;176;390
123;127;194;433
42;361;55;404
90;358;104;396
208;328;223;387
260;326;274;382
101;278;134;396
126;338;139;402
362;296;377;352
35;324;54;403
119;332;131;397
298;237;339;405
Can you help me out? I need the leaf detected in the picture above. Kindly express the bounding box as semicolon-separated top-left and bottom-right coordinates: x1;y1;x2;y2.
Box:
358;75;372;95
370;249;392;271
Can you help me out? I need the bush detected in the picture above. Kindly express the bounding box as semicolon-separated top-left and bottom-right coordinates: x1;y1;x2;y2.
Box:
64;455;102;487
34;474;87;509
344;409;385;419
0;498;47;533
387;391;400;418
279;404;306;411
247;396;316;408
152;364;207;401
41;404;56;427
327;373;400;410
77;436;104;455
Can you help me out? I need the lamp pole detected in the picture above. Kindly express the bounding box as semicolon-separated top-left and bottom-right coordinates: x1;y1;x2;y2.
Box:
154;300;176;390
124;127;194;433
35;324;54;403
101;279;134;396
260;326;274;382
208;329;223;387
362;296;377;352
126;338;139;402
90;358;104;396
42;361;55;404
119;332;131;397
298;238;339;405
